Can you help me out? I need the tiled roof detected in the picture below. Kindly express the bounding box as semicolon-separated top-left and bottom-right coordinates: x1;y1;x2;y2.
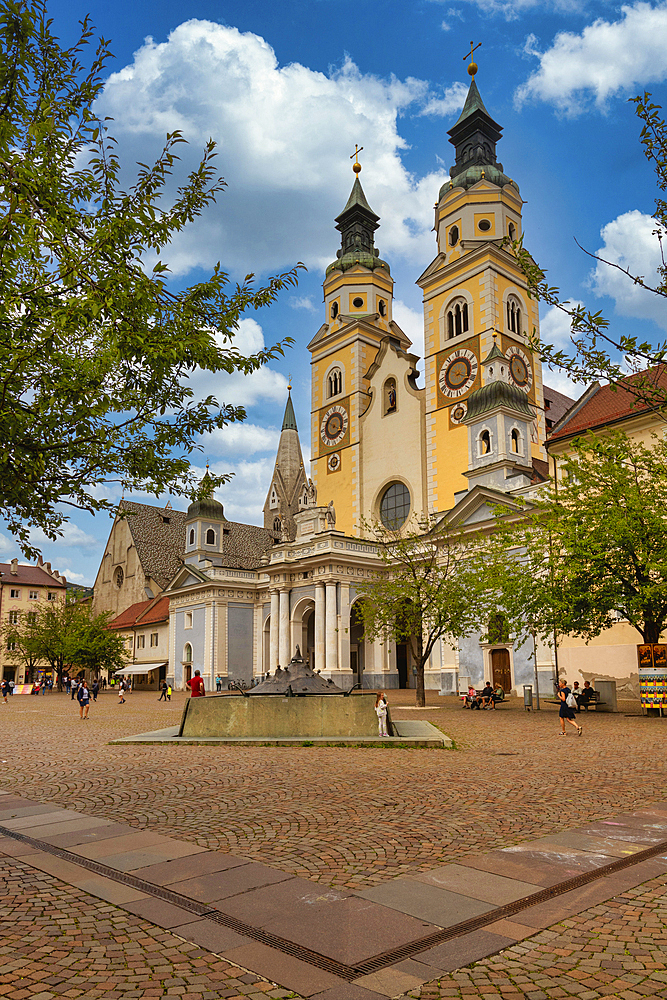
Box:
0;563;66;588
107;595;170;630
120;501;187;589
120;499;276;582
543;384;575;431
547;366;667;444
531;458;550;484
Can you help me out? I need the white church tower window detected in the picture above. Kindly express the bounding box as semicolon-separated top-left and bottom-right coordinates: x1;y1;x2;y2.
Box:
447;298;469;340
506;295;522;336
327;367;343;398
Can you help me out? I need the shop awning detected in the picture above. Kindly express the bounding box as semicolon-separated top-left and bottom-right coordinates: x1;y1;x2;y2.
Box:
115;661;168;676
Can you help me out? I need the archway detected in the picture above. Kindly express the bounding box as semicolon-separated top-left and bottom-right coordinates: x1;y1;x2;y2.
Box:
291;597;316;667
350;600;366;685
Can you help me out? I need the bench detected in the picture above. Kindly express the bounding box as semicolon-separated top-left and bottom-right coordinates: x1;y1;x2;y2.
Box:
545;692;605;711
461;689;506;709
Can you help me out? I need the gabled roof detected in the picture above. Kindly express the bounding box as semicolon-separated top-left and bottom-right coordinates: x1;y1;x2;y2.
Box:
107;595;170;630
0;563;66;588
120;500;187;589
435;484;528;532
547;366;667;444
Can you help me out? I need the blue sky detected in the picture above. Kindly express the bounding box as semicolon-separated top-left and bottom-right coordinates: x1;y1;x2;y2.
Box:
3;0;667;585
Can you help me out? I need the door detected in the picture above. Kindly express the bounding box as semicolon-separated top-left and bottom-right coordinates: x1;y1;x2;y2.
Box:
491;648;511;693
396;643;408;689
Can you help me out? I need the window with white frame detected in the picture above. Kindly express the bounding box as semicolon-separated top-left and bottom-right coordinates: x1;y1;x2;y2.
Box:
9;589;20;599
510;428;522;454
189;528;195;545
205;528;215;545
446;298;469;340
27;612;37;624
150;632;159;647
506;295;522;335
137;634;145;649
327;367;343;398
8;610;19;625
29;590;38;600
47;591;56;601
478;430;492;456
183;642;193;663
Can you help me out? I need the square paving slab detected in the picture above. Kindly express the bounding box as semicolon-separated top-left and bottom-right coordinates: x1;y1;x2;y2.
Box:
408;863;538;905
170;861;293;902
122;896;206;929
352;965;430;997
72;830;190;858
7;815;111;838
220;941;346;997
213;876;351;926
458;851;586;887
309;988;387;1000
169;917;250;953
96;846;205;872
500;844;614;871
580;821;667;844
41;822;135;848
1;809;80;830
356;879;494;927
533;831;648;858
130;850;251;886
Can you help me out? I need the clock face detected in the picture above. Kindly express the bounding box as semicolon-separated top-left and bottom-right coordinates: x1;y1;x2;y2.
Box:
327;452;341;473
506;347;533;392
450;401;468;425
439;349;478;399
320;404;348;447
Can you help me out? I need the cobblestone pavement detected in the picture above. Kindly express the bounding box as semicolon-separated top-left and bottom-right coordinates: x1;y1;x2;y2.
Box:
0;691;665;890
407;872;667;999
0;856;298;1000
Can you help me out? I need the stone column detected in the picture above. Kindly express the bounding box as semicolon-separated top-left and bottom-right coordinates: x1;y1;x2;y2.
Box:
339;584;351;683
270;591;279;670
279;588;290;667
315;583;325;673
325;581;338;674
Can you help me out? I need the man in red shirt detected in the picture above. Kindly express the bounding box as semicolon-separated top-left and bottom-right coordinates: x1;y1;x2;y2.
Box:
186;670;206;697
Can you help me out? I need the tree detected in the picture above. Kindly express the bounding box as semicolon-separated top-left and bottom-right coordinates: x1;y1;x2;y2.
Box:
67;609;125;678
480;432;667;648
510;93;667;408
355;517;488;707
0;2;301;556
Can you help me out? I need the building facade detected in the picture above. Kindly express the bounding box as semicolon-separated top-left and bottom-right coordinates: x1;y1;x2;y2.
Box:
0;558;67;684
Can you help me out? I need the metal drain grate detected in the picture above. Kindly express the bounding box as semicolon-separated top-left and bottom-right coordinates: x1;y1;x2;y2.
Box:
2;821;667;982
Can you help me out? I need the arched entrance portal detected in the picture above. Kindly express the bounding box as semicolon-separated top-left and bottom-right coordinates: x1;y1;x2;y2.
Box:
291;598;315;668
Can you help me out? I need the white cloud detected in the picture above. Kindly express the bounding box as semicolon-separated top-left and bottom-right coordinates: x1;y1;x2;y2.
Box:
418;82;468;117
589;209;667;328
393;298;425;372
29;524;99;550
542;368;584;400
96;21;454;278
517;2;667;113
289;296;318;312
539;301;585;349
203;422;280;457
436;0;586;19
58;568;87;584
184;317;289;408
0;533;16;555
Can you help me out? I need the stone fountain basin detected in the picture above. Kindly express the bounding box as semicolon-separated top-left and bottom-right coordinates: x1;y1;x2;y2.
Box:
178;691;380;739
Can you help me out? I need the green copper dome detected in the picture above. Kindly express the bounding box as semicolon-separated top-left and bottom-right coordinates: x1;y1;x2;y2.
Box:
439;164;518;200
326;251;390;276
465;379;532;422
186;496;225;521
327;174;390;276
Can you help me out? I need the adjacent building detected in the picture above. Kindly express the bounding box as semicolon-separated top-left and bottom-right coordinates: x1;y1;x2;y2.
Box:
0;558;67;684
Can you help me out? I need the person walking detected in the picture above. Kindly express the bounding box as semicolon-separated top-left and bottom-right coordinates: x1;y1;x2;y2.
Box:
158;680;168;702
71;678;78;700
375;692;388;737
91;679;99;702
1;679;8;704
77;680;91;720
118;680;126;705
558;679;582;737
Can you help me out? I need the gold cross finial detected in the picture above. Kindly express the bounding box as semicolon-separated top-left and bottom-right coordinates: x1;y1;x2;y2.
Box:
464;40;482;78
287;373;292;391
350;144;363;176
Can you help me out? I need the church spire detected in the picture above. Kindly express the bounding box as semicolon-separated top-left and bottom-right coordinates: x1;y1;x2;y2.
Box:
263;385;308;540
282;383;298;431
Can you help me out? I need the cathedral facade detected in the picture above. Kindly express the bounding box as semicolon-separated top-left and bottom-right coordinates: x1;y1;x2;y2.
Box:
157;68;560;696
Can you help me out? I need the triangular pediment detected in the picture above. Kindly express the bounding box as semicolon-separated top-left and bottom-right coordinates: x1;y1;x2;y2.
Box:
164;563;210;592
436;485;530;532
416;253;446;287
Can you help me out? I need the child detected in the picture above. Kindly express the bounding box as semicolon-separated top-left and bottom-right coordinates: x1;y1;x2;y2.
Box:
375;692;388;737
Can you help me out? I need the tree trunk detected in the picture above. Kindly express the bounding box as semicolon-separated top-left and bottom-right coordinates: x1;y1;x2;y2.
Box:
643;621;661;644
415;633;425;707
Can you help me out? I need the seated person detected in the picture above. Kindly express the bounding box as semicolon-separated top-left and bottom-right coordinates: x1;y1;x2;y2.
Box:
479;681;495;709
572;681;582;711
466;684;481;709
578;680;596;710
493;684;505;703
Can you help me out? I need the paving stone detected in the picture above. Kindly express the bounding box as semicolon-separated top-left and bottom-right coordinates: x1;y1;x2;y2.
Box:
169;917;250;952
168;862;293;902
356;879;495;926
408;864;539;905
131;851;251;885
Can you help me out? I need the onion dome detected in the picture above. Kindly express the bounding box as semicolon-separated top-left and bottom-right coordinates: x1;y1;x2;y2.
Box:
186;467;225;520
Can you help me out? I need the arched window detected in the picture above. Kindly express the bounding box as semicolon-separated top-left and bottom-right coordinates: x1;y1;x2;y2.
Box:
189;528;195;545
508;222;516;241
384;378;397;415
506;295;522;335
330;301;339;319
379;482;411;530
114;566;124;589
273;516;282;533
183;643;192;663
446;298;469;340
327;368;342;398
448;225;459;247
378;299;386;317
206;528;215;545
479;430;491;455
511;428;520;454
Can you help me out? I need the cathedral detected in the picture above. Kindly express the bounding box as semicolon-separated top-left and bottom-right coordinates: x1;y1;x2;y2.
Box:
96;65;572;696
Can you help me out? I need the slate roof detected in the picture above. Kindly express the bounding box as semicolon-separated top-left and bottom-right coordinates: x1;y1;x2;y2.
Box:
120;499;276;581
107;596;170;630
547;366;667;444
543;384;575;432
0;563;66;588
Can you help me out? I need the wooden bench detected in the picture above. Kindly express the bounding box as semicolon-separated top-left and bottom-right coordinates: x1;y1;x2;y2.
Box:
545;692;605;710
461;689;506;709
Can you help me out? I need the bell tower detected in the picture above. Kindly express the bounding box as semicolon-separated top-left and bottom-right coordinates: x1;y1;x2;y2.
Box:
417;51;545;515
308;152;412;535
